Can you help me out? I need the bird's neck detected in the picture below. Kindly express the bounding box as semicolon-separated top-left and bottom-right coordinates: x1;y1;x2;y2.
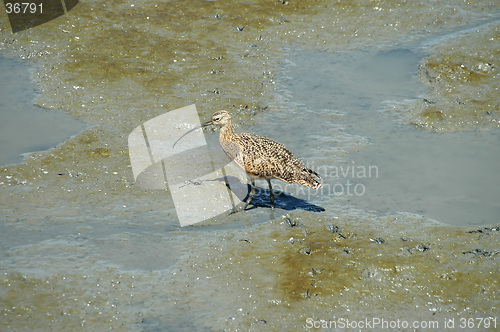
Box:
219;120;235;142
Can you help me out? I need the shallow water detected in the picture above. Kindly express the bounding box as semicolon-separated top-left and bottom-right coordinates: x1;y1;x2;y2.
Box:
0;56;88;166
277;47;500;226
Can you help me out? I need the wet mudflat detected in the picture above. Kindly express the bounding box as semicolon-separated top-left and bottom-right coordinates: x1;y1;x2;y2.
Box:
0;1;499;330
281;45;500;226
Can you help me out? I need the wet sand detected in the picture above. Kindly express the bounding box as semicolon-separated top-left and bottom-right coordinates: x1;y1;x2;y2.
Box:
1;1;499;330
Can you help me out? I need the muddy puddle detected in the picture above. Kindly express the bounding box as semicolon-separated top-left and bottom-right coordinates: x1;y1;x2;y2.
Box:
0;56;88;166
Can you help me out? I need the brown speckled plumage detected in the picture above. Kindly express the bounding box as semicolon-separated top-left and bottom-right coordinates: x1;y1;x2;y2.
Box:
204;110;321;208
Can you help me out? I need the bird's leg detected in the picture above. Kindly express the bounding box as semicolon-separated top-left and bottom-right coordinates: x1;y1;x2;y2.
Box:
267;179;274;209
243;180;256;210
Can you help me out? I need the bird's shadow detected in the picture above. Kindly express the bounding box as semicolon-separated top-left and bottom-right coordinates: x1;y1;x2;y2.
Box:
214;175;325;212
245;186;325;212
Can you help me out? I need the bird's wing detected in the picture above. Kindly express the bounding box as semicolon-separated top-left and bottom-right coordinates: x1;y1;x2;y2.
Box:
236;133;295;179
236;133;322;188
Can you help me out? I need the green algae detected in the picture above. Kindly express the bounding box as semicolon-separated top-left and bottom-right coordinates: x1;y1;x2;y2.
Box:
409;23;500;131
1;271;125;330
174;212;499;330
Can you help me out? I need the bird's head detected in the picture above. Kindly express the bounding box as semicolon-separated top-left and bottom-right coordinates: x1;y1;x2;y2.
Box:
202;110;231;127
173;110;232;149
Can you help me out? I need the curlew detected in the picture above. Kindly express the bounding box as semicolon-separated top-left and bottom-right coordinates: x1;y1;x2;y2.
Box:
174;110;322;209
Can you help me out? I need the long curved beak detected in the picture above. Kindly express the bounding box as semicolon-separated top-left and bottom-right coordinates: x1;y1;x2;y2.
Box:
172;119;213;149
201;119;213;127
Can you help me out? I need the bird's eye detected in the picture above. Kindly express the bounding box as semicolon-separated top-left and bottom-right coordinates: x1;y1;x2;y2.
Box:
214;117;220;121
